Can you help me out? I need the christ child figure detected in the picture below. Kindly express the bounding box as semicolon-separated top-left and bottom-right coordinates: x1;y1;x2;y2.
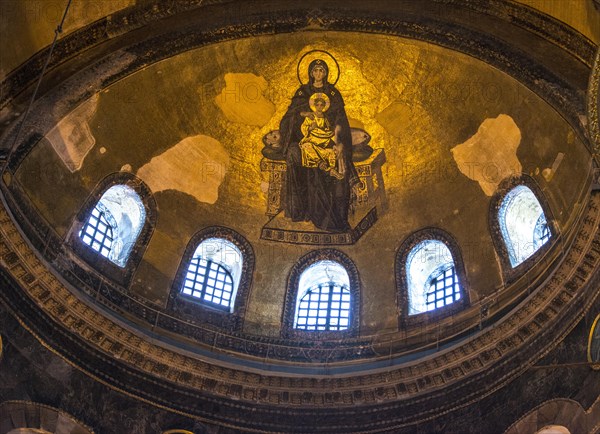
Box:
298;93;344;180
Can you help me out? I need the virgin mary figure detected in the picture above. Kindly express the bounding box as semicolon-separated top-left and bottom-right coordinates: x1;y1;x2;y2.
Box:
279;58;359;232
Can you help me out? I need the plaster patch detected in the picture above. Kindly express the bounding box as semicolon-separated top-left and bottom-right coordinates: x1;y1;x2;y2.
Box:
136;135;229;204
451;114;522;196
214;73;275;126
46;94;98;172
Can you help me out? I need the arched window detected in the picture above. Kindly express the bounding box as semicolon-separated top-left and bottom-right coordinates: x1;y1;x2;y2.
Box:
589;313;600;370
282;250;360;338
69;173;157;286
294;260;351;331
181;237;243;312
169;227;254;331
396;229;469;323
406;240;461;315
79;184;145;267
498;185;552;267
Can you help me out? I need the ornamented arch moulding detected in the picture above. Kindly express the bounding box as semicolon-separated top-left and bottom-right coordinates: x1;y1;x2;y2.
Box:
395;227;470;328
167;226;255;332
0;186;599;431
281;248;361;339
488;174;558;283
66;171;158;288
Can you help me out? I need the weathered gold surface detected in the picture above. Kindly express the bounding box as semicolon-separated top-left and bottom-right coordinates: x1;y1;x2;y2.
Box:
0;0;136;77
452;114;522;196
13;32;593;334
1;0;595;80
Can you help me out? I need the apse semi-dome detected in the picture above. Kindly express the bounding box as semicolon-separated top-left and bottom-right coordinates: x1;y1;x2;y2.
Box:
0;1;598;433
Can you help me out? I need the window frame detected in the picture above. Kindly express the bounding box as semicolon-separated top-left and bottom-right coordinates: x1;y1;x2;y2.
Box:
67;172;157;287
282;249;360;339
425;264;462;312
396;228;470;327
79;201;116;259
489;175;557;282
168;227;254;332
588;313;600;370
293;263;352;331
180;256;236;311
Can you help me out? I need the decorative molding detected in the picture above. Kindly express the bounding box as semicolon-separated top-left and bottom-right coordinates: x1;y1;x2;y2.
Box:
437;0;596;67
0;192;598;430
260;207;377;245
0;2;598;430
1;0;594;111
0;400;95;434
589;48;600;163
588;312;600;370
0;1;593;156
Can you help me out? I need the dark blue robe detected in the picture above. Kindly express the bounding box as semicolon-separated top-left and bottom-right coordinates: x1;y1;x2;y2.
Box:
279;82;359;232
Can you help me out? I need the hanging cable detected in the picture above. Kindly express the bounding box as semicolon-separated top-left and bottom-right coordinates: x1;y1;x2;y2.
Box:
4;0;73;170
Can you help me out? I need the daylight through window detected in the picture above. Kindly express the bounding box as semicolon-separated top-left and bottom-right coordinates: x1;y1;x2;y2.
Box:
79;185;145;267
180;238;243;312
498;185;551;267
294;260;351;331
406;240;461;315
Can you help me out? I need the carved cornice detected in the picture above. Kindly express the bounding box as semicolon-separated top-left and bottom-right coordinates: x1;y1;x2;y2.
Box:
0;401;95;434
436;0;596;67
0;192;598;431
0;1;598;431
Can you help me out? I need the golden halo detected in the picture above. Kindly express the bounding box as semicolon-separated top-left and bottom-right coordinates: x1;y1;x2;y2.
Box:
297;50;340;85
309;93;331;112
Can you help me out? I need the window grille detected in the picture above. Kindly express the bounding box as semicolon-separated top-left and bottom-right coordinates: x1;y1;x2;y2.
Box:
295;283;351;331
78;184;146;267
80;203;115;259
181;257;234;309
406;239;462;315
426;265;461;311
534;214;550;247
498;185;551;267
